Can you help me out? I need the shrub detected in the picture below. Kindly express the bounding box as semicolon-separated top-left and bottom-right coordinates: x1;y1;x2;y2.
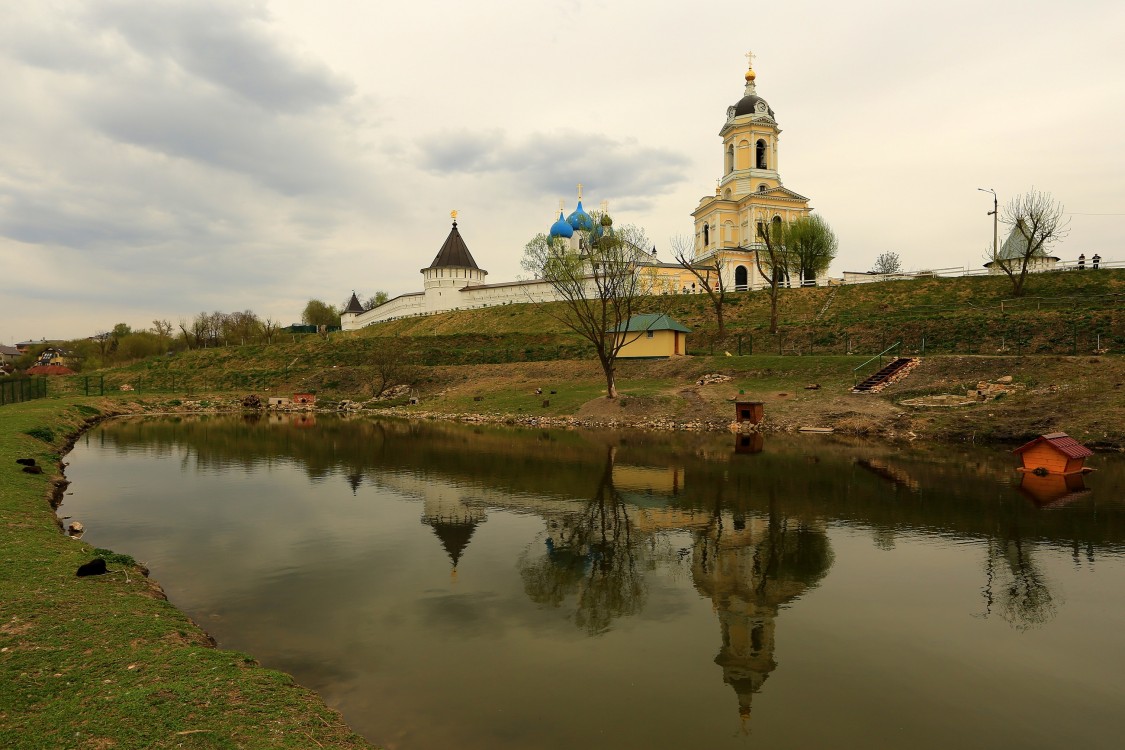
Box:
25;427;55;443
93;548;138;566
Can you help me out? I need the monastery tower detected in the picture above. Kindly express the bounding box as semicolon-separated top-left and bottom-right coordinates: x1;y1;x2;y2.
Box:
692;54;816;290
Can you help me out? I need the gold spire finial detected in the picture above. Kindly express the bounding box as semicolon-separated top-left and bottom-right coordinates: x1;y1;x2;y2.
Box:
744;50;756;82
451;209;458;221
577;183;583;200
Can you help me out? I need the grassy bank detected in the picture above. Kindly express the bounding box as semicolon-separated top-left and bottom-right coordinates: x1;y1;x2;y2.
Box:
0;397;376;750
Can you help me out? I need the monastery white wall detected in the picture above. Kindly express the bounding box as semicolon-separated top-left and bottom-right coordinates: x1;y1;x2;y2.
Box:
342;278;573;330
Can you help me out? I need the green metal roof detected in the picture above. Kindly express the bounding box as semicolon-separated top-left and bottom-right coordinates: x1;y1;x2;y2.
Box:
611;314;692;334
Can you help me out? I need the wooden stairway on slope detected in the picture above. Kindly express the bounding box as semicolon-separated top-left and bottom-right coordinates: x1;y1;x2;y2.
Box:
852;357;915;393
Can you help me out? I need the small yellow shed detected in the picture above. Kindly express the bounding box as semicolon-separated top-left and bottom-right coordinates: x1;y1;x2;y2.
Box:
613;314;691;359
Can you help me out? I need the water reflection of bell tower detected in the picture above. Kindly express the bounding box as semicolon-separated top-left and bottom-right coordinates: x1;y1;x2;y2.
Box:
420;490;486;573
691;513;829;722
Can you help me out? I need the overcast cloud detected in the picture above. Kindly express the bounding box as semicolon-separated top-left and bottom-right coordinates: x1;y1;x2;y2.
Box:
1;0;1124;341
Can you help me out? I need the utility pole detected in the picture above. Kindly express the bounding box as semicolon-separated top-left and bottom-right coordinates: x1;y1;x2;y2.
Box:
978;188;998;260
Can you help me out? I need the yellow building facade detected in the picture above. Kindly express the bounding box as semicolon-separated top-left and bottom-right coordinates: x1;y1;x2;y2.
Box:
692;56;815;291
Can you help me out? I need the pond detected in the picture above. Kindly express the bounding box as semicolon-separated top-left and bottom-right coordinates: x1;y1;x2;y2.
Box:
60;415;1125;749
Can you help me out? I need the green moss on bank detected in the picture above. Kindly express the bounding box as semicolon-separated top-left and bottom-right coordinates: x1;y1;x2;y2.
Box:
0;398;376;749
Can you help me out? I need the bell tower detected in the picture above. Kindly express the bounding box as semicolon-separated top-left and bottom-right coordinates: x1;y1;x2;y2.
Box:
718;51;782;201
690;54;813;289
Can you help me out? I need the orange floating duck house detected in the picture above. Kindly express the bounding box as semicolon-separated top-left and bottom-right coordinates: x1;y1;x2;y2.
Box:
1013;432;1094;475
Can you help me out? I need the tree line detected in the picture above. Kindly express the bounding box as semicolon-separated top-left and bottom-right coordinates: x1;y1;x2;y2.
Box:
12;292;393;373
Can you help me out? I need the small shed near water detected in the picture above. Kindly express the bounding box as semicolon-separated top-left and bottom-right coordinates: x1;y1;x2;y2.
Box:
613;314;691;359
1013;432;1093;475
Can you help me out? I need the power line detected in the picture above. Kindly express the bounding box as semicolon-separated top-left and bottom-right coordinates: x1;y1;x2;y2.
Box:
1065;212;1125;216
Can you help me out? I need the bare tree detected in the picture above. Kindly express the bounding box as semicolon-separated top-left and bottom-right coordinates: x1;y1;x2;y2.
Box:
369;337;417;397
92;331;112;358
871;252;902;275
992;188;1070;297
522;215;659;399
177;319;198;350
225;310;262;345
670;234;728;337
753;215;792;335
262;317;281;345
150;319;174;338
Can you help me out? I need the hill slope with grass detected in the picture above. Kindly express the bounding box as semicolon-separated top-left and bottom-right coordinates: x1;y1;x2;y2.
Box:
37;268;1125;447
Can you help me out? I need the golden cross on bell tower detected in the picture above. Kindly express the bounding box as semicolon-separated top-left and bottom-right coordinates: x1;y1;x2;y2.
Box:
576;183;583;200
745;50;755;69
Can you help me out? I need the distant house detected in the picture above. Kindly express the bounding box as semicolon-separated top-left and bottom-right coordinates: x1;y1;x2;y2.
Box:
15;339;47;354
34;348;73;368
613;314;691;359
0;345;21;365
1013;432;1093;475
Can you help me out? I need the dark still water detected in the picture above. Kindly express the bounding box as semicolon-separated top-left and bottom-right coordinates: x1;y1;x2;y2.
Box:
61;415;1125;749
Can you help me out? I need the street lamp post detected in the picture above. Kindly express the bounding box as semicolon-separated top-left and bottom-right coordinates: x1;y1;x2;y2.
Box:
978;188;998;260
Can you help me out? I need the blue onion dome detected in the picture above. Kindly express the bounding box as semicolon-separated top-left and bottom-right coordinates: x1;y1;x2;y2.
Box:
549;210;574;239
566;200;594;232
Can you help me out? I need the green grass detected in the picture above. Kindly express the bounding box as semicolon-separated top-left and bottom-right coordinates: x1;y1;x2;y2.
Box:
0;398;376;749
45;270;1122;404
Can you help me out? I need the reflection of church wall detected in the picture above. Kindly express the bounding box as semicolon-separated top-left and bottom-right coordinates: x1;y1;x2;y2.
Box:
611;465;683;494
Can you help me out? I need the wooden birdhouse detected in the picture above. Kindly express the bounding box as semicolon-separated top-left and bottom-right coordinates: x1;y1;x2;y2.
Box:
735;401;764;425
1012;432;1094;475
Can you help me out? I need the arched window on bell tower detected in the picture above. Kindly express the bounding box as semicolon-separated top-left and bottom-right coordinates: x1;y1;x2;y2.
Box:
703;224;710;247
756;139;768;169
725;144;734;174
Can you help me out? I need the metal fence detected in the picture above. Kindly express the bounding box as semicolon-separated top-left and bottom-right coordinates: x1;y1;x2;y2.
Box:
0;376;47;406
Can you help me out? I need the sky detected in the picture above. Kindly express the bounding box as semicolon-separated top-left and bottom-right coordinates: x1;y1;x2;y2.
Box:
2;0;1124;342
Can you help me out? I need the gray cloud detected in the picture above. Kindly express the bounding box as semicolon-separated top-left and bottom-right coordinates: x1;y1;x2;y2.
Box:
91;1;353;114
418;129;691;206
83;84;366;197
0;1;401;336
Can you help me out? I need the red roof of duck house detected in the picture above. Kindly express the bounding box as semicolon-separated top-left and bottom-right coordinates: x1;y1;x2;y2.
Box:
1013;432;1093;459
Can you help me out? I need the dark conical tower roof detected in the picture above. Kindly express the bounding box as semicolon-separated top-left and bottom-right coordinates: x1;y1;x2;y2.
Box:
343;292;364;314
428;220;481;270
428;520;478;569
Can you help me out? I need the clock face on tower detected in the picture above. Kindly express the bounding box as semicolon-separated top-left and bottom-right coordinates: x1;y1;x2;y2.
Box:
755;101;767;113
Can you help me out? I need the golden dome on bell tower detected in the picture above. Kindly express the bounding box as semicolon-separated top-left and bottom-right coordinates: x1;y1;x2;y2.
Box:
744;50;757;82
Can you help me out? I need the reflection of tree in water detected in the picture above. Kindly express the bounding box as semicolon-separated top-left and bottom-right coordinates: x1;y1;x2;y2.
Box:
519;447;650;635
981;530;1057;631
692;494;833;723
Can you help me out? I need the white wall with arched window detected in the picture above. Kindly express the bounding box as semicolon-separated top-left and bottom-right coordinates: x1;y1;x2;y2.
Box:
735;265;748;290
